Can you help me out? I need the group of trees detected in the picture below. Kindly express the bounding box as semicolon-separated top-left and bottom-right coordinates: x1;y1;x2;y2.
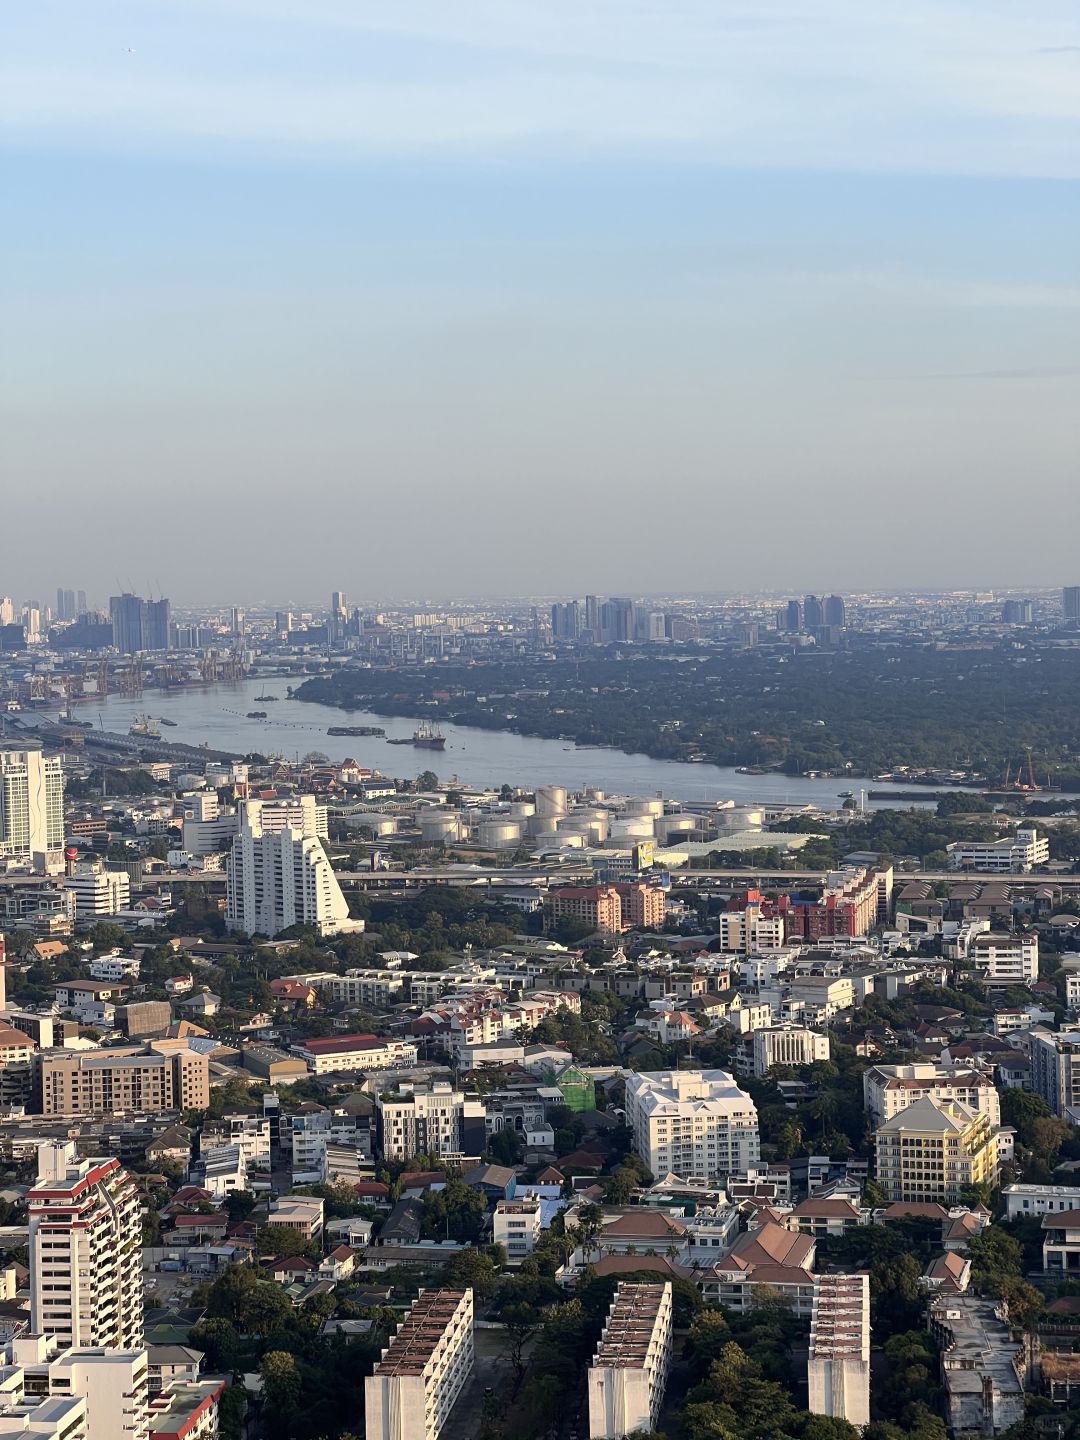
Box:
296;646;1080;783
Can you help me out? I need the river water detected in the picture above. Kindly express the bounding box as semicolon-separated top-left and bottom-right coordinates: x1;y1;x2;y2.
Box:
87;677;934;811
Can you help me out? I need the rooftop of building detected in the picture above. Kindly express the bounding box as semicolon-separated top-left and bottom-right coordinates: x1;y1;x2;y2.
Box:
373;1289;471;1378
593;1282;671;1370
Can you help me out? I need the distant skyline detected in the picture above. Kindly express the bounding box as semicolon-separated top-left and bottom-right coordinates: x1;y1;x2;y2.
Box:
3;1;1079;600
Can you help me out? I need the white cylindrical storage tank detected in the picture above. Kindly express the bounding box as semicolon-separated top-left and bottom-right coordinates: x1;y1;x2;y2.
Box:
584;789;605;803
656;815;696;844
527;814;560;837
715;806;766;832
419;813;463;843
608;816;656;840
624;796;664;817
478;820;523;849
345;812;398;836
535;785;568;818
557;816;609;845
507;801;536;819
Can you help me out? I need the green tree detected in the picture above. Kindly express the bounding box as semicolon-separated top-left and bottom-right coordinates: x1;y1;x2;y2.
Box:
189;1317;242;1371
260;1352;302;1438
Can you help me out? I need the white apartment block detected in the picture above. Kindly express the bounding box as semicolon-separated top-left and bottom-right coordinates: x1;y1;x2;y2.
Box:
0;750;65;871
749;1025;830;1077
970;933;1038;988
3;1338;150;1440
28;1144;144;1350
728;997;775;1034
378;1083;487;1163
946;827;1048;873
291;1034;418;1076
717;910;787;953
88;952;141;981
365;1289;474;1440
268;1196;325;1240
623;1070;760;1182
493;1198;542;1265
63;863;130;923
198;1145;248;1201
862;1064;1002;1130
1067;973;1080;1011
587;1283;673;1440
807;1274;870;1429
1003;1184;1080;1220
226;801;360;938
321;970;406;1008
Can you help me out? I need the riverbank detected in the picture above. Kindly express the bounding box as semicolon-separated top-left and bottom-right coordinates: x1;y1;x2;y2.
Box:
61;677;939;810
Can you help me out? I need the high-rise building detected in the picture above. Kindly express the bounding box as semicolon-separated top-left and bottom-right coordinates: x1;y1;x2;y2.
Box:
76;590;87;614
225;800;358;937
1064;587;1080;624
38;1044;210;1116
109;594;171;653
365;1289;474;1440
1028;1028;1080;1122
0;749;65;870
550;601;580;641
275;610;293;634
779;599;801;632
28;1142;144;1349
623;1070;760;1181
807;1274;870;1428
584;595;601;635
803;594;824;630
377;1081;487;1161
873;1098;998;1204
1002;599;1033;625
823;594;846;627
588;1283;673;1440
63;860;130;922
862;1063;1001;1129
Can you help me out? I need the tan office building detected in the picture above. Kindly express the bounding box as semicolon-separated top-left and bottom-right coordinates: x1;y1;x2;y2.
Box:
38;1045;210;1117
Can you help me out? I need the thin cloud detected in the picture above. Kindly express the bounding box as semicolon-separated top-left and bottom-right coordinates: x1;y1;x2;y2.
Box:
3;0;1080;176
922;365;1080;380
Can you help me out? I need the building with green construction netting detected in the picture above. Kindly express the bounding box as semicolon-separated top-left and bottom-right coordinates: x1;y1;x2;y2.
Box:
555;1064;595;1113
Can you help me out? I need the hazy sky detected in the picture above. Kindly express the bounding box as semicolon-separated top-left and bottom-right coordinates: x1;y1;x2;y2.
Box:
3;1;1079;605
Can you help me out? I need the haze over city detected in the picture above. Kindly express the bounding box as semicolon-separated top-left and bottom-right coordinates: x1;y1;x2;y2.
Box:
4;0;1079;597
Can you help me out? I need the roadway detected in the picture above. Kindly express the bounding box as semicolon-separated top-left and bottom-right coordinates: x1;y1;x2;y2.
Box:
158;865;1080;891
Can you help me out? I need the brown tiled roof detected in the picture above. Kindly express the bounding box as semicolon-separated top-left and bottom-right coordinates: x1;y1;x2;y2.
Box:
602;1211;686;1238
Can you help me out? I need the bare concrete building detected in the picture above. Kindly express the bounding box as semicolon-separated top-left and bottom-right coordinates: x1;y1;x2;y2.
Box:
808;1273;870;1427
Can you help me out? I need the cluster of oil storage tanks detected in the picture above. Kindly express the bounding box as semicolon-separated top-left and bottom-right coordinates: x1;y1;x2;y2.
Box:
407;786;768;852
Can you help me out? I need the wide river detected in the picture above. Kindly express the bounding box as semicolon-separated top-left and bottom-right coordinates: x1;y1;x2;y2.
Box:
88;677;935;811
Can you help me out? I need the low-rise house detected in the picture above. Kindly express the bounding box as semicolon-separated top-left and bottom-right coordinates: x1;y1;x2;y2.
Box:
269;1195;325;1240
596;1210;689;1260
698;1220;817;1315
1042;1210;1080;1274
318;1244;357;1281
493;1198;542;1265
786;1197;862;1238
923;1252;972;1294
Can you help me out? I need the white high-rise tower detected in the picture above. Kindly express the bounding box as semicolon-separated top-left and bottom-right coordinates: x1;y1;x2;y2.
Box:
225;800;360;938
27;1142;144;1350
0;749;65;872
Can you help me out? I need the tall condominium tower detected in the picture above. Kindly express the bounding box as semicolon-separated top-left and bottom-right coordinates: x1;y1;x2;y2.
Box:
27;1142;144;1349
0;749;65;871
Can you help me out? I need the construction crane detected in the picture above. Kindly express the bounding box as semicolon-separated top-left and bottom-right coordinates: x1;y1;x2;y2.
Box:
119;653;144;697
